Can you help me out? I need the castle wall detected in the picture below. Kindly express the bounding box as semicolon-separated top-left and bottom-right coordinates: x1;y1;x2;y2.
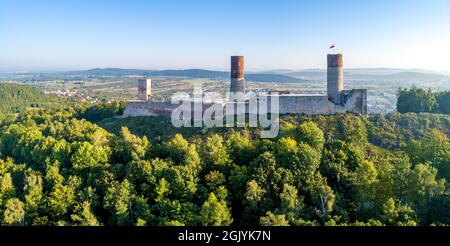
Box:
274;89;367;115
123;101;177;117
123;101;221;117
122;89;367;118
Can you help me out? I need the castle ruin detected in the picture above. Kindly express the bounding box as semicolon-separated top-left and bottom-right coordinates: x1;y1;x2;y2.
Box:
123;54;368;117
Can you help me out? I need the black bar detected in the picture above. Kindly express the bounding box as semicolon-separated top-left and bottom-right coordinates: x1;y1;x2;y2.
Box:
1;227;450;245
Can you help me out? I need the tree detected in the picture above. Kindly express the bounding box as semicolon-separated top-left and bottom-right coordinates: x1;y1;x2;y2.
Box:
70;142;110;170
200;134;232;171
153;200;201;226
397;86;438;113
242;179;267;224
47;176;80;218
164;134;200;167
0;173;15;206
204;171;226;190
320;140;363;187
406;163;446;221
292;143;321;188
23;170;44;218
163;220;185;226
125;159;162;188
279;184;303;213
404;129;450;181
155;178;170;203
164;165;199;200
71;201;100;226
310;175;336;219
228;164;249;202
296;121;325;150
354;160;378;212
225;131;255;165
244;180;266;210
0;158;15;175
200;193;233;226
249;151;293;197
133;197;153;226
259;212;289;226
103;179;134;225
112;127;149;163
381;198;417;226
9;125;43;164
276;184;305;223
390;155;414;201
3;198;25;225
428;195;450;225
31;137;71;169
44;162;64;191
77;101;126;123
437;91;450;114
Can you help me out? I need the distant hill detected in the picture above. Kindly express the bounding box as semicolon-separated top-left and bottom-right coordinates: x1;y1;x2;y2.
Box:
0;83;60;114
81;68;227;78
7;67;446;84
78;68;301;83
347;71;450;82
246;74;300;83
262;69;295;74
285;68;450;82
71;67;450;83
343;68;437;75
81;68;154;77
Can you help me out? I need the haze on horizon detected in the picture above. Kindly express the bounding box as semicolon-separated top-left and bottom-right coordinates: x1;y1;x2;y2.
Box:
1;0;450;73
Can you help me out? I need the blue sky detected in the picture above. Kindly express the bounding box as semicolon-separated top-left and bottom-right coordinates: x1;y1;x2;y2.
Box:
1;0;449;72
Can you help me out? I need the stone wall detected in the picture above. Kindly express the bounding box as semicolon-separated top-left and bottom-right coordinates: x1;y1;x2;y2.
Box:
123;101;220;117
122;89;367;118
276;89;367;115
123;101;177;117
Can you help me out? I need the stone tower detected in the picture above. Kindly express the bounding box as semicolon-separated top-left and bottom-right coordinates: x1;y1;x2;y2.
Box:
327;53;344;104
138;78;152;101
230;56;245;94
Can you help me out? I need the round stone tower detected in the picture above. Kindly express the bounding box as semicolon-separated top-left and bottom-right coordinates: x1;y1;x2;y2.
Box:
327;53;344;104
230;56;245;94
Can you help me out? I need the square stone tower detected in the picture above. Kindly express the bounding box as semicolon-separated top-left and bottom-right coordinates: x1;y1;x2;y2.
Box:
138;78;152;101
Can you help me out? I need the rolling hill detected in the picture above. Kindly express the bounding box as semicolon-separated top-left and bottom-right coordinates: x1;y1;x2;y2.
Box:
77;68;302;83
0;83;61;114
284;68;450;82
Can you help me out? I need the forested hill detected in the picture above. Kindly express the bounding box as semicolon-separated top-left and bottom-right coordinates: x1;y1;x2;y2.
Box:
0;84;449;226
0;101;449;226
0;83;59;114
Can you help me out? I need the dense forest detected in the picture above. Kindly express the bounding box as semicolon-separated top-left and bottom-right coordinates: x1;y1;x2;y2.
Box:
0;85;449;226
0;83;60;115
397;87;450;114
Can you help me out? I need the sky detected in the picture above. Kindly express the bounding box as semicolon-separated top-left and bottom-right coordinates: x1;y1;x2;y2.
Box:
1;0;450;72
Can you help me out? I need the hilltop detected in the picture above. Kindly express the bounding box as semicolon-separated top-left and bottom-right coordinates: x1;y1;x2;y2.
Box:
0;83;61;115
